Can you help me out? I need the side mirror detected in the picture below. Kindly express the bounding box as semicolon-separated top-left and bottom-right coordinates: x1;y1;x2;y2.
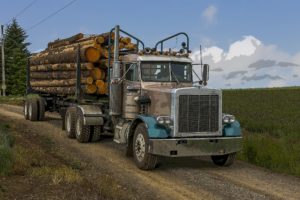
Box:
202;64;209;86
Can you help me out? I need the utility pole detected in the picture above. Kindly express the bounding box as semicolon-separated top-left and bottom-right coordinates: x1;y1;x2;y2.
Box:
1;25;6;96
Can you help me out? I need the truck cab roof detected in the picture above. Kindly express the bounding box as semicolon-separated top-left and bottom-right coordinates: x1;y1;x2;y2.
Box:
122;54;192;63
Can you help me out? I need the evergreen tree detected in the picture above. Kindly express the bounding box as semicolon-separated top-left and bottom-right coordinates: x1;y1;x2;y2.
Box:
2;19;30;95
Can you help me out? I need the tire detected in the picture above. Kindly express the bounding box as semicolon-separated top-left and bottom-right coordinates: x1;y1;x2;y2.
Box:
28;99;39;121
65;107;76;138
37;98;45;121
211;153;236;167
133;123;158;170
75;108;91;143
24;100;29;120
90;125;101;142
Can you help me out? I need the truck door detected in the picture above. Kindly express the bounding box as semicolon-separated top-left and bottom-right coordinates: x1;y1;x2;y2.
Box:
123;63;141;119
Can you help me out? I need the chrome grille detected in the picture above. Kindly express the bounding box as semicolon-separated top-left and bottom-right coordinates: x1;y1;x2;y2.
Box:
178;95;219;133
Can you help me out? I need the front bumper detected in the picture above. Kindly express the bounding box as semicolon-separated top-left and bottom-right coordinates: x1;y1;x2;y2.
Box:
148;137;242;157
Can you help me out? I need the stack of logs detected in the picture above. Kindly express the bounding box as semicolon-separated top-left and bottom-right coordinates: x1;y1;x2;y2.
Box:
29;32;136;95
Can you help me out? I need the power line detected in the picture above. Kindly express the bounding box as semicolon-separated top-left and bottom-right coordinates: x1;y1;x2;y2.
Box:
26;0;78;32
5;0;38;25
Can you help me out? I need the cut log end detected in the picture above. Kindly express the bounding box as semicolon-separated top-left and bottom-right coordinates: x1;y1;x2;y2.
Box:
86;77;94;85
91;68;105;80
86;84;97;94
85;47;101;63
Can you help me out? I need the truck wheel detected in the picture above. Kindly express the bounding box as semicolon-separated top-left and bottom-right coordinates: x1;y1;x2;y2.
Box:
133;123;158;170
211;153;236;167
75;109;91;143
28;99;38;121
90;126;101;142
65;107;76;138
38;97;45;121
24;100;29;120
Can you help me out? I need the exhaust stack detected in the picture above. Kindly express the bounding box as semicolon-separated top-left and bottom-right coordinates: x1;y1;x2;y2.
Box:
109;25;122;116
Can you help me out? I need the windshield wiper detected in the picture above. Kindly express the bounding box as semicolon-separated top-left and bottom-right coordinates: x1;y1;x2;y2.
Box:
170;69;180;85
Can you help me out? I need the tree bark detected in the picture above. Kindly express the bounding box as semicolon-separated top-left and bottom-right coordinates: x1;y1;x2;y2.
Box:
47;33;84;49
30;70;89;79
30;46;101;65
30;79;86;87
32;86;76;95
30;63;89;72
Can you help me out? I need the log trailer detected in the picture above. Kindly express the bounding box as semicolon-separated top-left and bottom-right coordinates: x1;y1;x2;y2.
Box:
23;25;242;170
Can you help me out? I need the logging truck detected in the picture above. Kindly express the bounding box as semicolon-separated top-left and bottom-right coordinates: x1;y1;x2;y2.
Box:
23;25;242;170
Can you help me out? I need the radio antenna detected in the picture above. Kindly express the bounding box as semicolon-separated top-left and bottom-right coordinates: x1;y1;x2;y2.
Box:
200;45;203;66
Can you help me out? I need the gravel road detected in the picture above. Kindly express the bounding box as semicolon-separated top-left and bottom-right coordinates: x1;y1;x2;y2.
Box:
0;104;299;200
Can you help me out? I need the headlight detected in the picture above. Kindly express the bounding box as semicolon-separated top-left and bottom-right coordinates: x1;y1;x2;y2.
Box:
156;116;173;126
222;114;235;124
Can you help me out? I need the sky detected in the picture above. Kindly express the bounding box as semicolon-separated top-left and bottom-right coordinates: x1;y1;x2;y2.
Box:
0;0;299;88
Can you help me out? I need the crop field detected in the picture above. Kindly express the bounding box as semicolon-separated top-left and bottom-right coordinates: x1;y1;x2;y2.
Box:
223;87;300;176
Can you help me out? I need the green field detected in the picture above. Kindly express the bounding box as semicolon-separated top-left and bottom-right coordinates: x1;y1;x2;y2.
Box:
223;87;300;176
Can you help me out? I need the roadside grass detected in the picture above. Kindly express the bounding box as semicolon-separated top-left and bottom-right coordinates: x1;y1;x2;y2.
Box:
0;124;14;175
30;166;83;185
0;95;24;106
96;173;128;199
223;87;300;176
11;136;83;185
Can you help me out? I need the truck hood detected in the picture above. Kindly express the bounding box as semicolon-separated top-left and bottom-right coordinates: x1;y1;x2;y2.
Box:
142;84;221;117
143;85;174;116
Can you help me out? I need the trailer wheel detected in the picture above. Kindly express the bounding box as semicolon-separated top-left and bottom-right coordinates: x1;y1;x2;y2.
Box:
75;109;91;143
133;123;158;170
24;100;29;120
37;97;45;121
65;107;76;138
90;126;101;142
28;99;39;121
211;153;236;167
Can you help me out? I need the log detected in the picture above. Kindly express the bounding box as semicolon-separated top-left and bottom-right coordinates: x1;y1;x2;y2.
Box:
85;46;101;62
95;36;105;44
30;79;86;87
125;43;137;50
30;63;88;72
49;39;95;52
95;80;105;88
32;86;76;95
101;48;109;59
119;42;125;49
30;45;100;65
47;33;84;49
90;68;105;80
120;37;131;45
30;70;89;79
86;76;94;84
86;63;95;70
86;84;97;94
97;82;108;95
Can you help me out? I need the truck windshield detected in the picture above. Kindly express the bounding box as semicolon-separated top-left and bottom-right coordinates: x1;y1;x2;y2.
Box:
141;62;192;82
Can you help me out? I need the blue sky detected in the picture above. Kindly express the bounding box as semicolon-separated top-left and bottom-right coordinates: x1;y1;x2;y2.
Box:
1;0;300;88
0;0;299;53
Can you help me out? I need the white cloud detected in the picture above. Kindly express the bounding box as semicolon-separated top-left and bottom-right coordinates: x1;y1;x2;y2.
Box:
190;35;300;89
202;5;217;23
225;36;261;60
